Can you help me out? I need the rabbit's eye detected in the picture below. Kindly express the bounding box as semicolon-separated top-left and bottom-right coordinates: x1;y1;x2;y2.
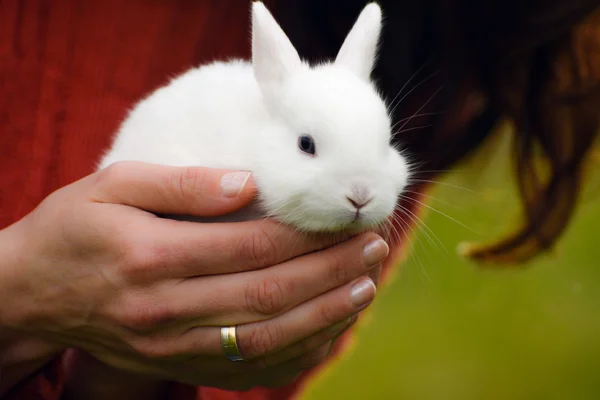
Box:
298;135;316;156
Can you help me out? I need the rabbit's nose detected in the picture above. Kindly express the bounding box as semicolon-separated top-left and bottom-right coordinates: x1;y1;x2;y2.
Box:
346;184;373;210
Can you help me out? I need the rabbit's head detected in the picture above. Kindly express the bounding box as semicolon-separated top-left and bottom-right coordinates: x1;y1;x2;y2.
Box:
250;2;411;232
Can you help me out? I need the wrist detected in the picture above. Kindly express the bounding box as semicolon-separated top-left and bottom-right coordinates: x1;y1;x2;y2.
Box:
0;221;65;396
0;218;37;331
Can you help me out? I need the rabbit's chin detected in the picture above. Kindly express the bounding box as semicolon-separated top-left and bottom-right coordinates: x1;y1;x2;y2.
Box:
278;213;391;235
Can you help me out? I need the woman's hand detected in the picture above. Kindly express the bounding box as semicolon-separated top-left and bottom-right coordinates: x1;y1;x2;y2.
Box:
0;161;387;393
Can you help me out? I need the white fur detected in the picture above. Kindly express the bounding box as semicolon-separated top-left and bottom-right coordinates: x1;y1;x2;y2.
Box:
98;1;411;232
335;3;382;82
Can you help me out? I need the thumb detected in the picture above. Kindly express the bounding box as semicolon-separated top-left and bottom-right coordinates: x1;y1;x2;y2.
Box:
89;161;256;217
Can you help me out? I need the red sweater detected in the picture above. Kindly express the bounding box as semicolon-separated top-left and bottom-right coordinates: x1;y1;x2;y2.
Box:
0;1;411;399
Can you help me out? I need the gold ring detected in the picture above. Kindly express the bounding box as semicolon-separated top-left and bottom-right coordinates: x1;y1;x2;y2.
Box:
220;326;244;362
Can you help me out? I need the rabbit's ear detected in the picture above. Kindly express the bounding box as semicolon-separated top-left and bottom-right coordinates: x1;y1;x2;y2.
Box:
252;2;301;92
335;3;382;82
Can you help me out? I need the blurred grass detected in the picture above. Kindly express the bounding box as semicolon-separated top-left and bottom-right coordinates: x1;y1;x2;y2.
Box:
300;127;600;400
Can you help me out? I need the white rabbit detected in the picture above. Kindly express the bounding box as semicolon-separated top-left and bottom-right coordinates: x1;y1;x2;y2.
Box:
98;1;411;233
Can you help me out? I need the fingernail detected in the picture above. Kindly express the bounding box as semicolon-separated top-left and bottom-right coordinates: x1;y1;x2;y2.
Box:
363;239;389;266
350;278;376;308
221;172;251;198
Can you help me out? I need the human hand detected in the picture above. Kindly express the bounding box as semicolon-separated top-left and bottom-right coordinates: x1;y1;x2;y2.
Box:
0;161;388;391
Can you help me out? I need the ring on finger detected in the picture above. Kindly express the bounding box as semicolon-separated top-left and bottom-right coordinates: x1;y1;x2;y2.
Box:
221;326;245;362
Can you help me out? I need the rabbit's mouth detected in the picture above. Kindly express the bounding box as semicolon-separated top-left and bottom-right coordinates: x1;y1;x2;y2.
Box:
334;212;381;233
351;210;364;224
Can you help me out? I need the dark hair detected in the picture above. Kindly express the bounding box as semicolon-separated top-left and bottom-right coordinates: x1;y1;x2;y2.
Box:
272;0;600;265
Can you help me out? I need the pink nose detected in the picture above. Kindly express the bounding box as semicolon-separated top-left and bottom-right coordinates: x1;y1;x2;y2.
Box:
346;196;373;209
346;184;372;210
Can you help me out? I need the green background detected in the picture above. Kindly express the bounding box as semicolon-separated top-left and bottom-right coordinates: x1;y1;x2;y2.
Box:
301;129;600;400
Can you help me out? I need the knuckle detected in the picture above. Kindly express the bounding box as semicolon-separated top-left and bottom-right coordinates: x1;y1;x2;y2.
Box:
121;247;154;282
242;323;285;358
168;167;209;204
119;296;177;333
95;161;131;186
251;357;270;371
325;251;349;284
119;234;165;283
237;226;279;269
316;302;338;327
130;337;173;360
296;335;319;356
300;344;331;369
245;276;287;317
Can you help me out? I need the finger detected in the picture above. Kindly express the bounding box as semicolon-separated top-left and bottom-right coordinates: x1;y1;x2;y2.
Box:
91;161;256;217
256;343;332;388
136;217;357;278
155;316;356;377
128;315;359;385
217;342;331;391
128;320;344;379
144;277;374;370
293;341;333;371
369;263;383;286
334;313;359;339
254;314;358;369
165;234;388;326
235;276;376;359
